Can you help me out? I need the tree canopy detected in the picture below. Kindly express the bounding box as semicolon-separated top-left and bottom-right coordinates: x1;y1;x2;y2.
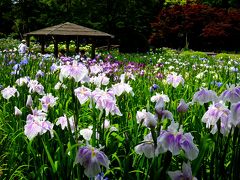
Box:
1;0;239;51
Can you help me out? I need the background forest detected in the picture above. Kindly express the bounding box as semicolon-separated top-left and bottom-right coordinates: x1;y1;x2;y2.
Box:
1;0;240;52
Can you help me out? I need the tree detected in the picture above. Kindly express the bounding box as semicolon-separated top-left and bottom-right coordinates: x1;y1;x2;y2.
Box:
0;0;13;35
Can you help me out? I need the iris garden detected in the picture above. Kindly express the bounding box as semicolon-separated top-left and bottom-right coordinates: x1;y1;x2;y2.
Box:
0;41;240;179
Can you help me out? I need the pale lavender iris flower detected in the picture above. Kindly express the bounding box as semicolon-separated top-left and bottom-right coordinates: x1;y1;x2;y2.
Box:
59;60;89;83
14;106;22;116
24;109;53;140
39;93;58;112
110;73;134;96
151;92;170;105
92;88;122;116
56;115;75;133
1;86;19;100
28;80;45;95
135;133;158;158
89;64;103;75
110;80;134;97
74;86;92;105
26;95;33;107
166;72;184;88
202;101;231;135
136;109;158;128
90;73;109;87
15;76;30;86
50;63;59;72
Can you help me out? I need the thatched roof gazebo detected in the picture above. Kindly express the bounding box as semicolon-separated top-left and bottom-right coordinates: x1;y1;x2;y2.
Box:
24;22;114;58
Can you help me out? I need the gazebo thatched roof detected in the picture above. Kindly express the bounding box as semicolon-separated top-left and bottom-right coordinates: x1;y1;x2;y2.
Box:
25;22;114;37
24;22;114;58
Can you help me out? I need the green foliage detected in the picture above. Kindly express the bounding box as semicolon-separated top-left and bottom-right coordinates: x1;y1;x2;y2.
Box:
179;50;208;58
0;38;20;51
202;0;240;7
164;0;187;6
0;0;161;40
215;53;240;59
0;40;240;179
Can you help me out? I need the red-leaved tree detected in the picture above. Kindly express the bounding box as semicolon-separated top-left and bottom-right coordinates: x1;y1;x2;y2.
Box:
149;4;240;51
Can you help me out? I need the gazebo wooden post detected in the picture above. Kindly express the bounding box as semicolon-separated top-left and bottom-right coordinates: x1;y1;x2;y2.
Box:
75;36;80;54
26;35;30;48
91;38;96;59
107;37;111;52
66;38;70;56
54;36;58;58
40;36;45;54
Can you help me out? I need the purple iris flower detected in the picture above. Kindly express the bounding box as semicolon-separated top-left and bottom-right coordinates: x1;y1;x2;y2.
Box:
168;161;197;180
155;109;174;121
211;81;223;88
199;57;207;61
230;102;240;127
35;70;45;78
216;82;223;87
95;172;109;180
156;72;164;79
192;88;218;105
13;63;20;71
150;84;160;92
230;67;238;72
220;85;240;103
157;121;199;160
60;56;74;63
20;58;28;65
106;54;113;61
140;70;145;76
75;146;110;178
42;53;52;60
177;99;189;113
156;63;164;67
8;60;16;65
50;63;58;72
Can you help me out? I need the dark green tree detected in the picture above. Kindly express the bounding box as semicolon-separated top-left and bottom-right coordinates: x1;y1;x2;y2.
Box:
0;0;13;35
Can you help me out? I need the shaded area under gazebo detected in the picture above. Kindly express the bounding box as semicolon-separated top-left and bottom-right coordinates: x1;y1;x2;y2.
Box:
24;22;114;58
